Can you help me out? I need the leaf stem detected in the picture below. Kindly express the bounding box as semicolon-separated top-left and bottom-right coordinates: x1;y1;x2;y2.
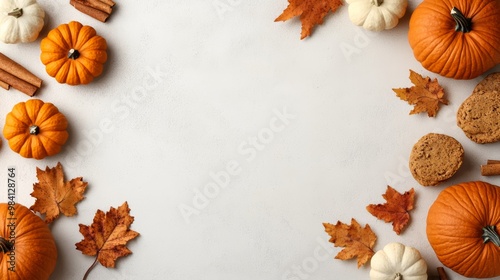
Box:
83;256;99;280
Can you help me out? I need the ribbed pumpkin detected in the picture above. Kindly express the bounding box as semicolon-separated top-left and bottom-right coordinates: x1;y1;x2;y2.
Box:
3;99;69;159
408;0;500;80
426;181;500;278
0;203;58;280
40;21;107;85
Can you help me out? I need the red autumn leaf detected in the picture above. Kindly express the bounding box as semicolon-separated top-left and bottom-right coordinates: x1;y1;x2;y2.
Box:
393;70;448;117
275;0;343;39
30;162;88;223
323;218;377;267
366;186;415;235
76;202;139;278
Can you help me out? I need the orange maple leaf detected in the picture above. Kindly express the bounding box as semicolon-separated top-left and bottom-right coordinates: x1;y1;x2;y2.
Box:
30;162;88;223
275;0;343;39
393;70;449;117
76;201;139;278
366;186;415;235
323;218;376;268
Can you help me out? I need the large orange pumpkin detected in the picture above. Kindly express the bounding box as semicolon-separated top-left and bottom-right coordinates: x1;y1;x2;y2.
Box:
408;0;500;80
0;203;58;280
426;181;500;278
40;21;107;85
3;99;69;159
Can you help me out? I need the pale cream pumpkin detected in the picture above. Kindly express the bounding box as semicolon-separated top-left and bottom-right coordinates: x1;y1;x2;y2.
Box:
346;0;408;31
0;0;45;44
370;242;428;280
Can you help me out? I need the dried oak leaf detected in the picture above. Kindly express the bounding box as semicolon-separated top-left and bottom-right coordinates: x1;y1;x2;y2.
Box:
76;202;139;270
323;218;376;268
275;0;343;39
366;186;415;235
393;70;449;117
30;162;88;223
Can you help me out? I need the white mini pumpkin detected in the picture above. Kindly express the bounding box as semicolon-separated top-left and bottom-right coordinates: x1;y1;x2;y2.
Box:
0;0;45;44
370;242;428;280
346;0;408;31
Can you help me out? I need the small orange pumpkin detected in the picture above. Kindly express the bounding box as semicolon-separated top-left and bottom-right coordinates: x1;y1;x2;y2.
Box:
408;0;500;79
0;203;58;280
3;99;69;159
40;21;107;85
426;181;500;278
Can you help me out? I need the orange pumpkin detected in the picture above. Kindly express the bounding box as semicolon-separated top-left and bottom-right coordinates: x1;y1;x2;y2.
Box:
408;0;500;80
40;21;107;85
0;203;58;280
3;99;69;160
426;181;500;278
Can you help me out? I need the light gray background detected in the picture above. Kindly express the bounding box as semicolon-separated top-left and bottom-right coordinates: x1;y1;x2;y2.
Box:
0;0;499;279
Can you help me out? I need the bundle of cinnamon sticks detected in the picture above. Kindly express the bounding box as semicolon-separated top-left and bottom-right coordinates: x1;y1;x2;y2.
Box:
481;160;500;176
70;0;116;22
0;53;42;97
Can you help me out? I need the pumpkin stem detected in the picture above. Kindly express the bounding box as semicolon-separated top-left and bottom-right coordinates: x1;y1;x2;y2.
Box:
394;272;403;280
68;49;80;60
8;8;23;18
451;7;472;33
0;236;14;253
370;0;383;6
29;125;40;135
482;225;500;247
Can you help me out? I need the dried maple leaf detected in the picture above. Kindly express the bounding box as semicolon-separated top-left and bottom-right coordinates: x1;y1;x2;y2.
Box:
323;218;376;268
76;202;139;279
366;186;415;235
275;0;343;39
30;162;88;223
393;70;449;117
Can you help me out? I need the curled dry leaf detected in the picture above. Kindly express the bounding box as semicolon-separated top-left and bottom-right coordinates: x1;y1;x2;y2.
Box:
393;70;448;117
275;0;343;39
323;218;377;268
76;201;139;279
30;162;88;223
366;186;415;235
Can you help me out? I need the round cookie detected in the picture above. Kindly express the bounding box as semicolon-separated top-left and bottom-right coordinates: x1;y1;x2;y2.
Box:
473;72;500;93
409;133;464;186
457;90;500;144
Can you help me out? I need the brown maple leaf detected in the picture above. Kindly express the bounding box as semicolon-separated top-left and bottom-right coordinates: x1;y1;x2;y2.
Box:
275;0;343;39
366;186;415;235
323;218;376;268
393;70;449;117
76;201;139;279
30;162;88;223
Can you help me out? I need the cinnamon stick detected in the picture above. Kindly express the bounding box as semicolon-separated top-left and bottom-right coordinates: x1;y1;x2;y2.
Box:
70;0;110;22
98;0;115;7
487;159;500;165
0;80;9;90
437;267;448;280
82;0;112;14
0;52;42;88
481;163;500;176
0;69;38;96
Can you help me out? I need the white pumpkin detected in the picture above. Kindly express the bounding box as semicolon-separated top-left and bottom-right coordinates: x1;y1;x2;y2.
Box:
346;0;407;32
0;0;45;44
370;242;427;280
